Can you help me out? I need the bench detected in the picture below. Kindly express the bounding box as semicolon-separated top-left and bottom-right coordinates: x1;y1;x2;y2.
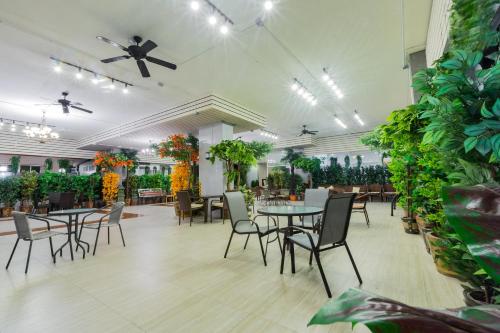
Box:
138;188;165;204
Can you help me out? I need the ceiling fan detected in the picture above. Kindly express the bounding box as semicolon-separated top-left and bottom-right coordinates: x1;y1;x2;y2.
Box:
97;35;177;78
298;125;318;136
37;92;94;114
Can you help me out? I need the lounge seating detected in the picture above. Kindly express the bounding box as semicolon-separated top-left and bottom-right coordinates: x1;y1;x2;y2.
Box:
78;202;126;256
352;193;370;226
6;212;66;273
223;191;281;266
280;193;362;297
177;191;204;226
366;184;383;201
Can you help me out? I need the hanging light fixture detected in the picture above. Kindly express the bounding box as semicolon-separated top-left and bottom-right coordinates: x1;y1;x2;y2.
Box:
291;78;317;106
23;112;60;143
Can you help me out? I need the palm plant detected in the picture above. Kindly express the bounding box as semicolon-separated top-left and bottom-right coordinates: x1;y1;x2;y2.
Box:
280;148;303;194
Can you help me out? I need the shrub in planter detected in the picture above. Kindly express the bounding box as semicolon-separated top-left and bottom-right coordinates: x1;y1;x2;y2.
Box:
20;171;38;211
0;177;20;216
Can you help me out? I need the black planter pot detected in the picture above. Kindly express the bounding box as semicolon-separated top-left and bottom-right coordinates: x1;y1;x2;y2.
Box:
463;289;488;306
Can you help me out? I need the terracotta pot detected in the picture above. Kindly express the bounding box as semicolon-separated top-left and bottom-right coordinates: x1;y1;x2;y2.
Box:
38;207;48;215
2;207;13;217
401;217;419;234
289;194;297;201
427;232;461;278
20;206;32;213
125;198;132;206
463;289;488;306
86;201;94;208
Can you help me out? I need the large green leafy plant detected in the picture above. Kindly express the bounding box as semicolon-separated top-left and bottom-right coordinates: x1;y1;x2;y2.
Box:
20;171;38;204
0;177;20;207
281;148;303;194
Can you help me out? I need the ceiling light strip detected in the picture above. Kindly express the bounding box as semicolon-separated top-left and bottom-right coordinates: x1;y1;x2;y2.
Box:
203;0;235;25
259;129;279;140
354;110;365;126
50;57;133;87
290;78;317;106
322;68;343;99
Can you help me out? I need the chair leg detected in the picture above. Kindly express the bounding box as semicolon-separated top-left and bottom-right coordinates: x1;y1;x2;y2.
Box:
280;236;286;274
5;238;20;269
118;224;126;247
178;213;181;226
345;243;363;284
49;237;55;264
309;251;313;266
93;227;101;256
243;234;250;250
364;209;370;227
290;241;295;273
107;226;110;245
25;241;33;274
313;249;331;298
276;231;282;253
224;231;234;258
258;235;267;266
264;234;269;257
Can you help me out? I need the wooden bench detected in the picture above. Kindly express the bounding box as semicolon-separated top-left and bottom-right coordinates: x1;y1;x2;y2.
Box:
138;188;165;204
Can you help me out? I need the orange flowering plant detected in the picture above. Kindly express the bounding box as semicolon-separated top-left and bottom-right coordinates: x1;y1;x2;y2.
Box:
171;162;190;196
102;172;120;203
157;134;199;164
94;151;136;172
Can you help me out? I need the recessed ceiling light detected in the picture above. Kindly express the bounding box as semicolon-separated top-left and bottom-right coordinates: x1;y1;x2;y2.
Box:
264;1;273;11
208;15;217;25
190;1;200;11
220;24;229;35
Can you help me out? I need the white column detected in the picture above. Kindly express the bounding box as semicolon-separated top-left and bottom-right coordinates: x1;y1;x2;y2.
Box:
199;123;233;195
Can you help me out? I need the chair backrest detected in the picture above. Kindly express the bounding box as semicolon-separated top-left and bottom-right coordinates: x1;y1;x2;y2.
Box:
384;184;395;192
177;191;191;212
224;191;250;229
304;188;330;208
12;212;33;240
59;192;75;210
318;193;356;246
108;202;125;224
368;184;382;192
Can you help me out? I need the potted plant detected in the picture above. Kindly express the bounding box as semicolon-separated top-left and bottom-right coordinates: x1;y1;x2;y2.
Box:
0;177;20;217
20;171;38;212
10;155;20;175
295;183;304;201
280;148;303;195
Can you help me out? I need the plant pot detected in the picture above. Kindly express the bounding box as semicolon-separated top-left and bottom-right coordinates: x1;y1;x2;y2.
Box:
38;207;48;215
401;217;419;234
86;201;94;208
421;228;432;254
125;198;132;206
289;194;297;201
20;205;32;213
463;289;488;306
2;207;13;217
427;232;461;278
131;198;138;206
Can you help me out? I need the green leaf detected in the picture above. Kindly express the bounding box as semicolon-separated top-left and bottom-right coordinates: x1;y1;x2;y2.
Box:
436;84;459;96
475;138;492;156
466;51;483;67
422;131;435;145
452;50;468;62
483;119;500;130
493;99;500;117
480;103;495;118
308;288;500;332
427;95;441;106
464;136;478;153
492;134;500;154
464;123;486;136
441;58;462;69
419;110;436;119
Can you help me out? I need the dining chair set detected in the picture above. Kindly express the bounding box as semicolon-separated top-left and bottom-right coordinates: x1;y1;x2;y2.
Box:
5;202;126;274
222;189;364;298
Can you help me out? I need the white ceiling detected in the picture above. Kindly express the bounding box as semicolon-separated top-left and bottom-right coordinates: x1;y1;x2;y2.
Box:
0;0;431;145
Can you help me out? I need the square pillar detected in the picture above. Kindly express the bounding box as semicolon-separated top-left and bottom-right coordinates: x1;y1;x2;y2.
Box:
198;123;233;195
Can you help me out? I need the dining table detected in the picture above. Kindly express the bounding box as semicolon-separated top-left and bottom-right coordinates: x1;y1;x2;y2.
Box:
257;205;324;250
200;194;224;222
49;207;98;260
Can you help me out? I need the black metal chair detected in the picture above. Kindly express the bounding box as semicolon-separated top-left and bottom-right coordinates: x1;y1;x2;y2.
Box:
280;193;362;297
177;191;203;226
6;212;66;273
210;197;225;223
78;202;126;256
224;191;281;266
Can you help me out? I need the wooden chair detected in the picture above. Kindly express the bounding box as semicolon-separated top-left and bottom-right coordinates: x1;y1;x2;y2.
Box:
177;191;203;226
352;193;370;226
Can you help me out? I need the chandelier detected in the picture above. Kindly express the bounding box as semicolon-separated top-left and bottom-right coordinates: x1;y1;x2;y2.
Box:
23;112;59;143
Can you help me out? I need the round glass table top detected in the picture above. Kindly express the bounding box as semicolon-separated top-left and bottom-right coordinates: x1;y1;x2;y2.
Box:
257;205;323;217
48;208;98;216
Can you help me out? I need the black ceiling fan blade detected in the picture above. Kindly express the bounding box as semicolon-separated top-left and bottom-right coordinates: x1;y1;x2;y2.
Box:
136;60;150;77
34;103;59;106
145;56;177;70
70;105;93;114
101;55;130;63
96;36;128;51
140;40;157;54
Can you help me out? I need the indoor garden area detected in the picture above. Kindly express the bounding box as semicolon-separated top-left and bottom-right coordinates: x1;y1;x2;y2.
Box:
0;1;498;332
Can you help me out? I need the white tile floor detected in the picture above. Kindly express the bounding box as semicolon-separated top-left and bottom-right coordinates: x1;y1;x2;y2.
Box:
0;202;463;332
